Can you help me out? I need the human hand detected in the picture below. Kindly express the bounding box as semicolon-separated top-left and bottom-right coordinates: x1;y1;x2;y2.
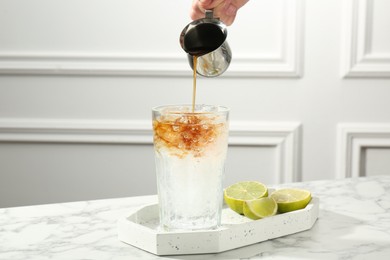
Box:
190;0;249;26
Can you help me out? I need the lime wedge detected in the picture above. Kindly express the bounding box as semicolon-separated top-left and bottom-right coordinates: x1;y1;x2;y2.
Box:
270;188;311;213
243;197;278;220
224;181;268;214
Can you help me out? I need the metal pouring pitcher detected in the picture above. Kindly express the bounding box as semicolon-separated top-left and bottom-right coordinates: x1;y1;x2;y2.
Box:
180;10;232;77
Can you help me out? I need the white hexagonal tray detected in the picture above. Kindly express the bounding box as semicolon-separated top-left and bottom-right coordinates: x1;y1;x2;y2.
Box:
118;197;319;255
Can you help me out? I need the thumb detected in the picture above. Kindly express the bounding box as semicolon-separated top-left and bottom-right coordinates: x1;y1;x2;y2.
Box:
199;0;225;10
198;0;213;6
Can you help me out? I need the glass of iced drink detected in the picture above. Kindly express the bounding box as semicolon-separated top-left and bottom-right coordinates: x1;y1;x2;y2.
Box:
152;104;229;231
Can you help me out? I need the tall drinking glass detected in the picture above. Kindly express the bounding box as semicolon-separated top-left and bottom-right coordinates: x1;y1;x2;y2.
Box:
152;104;229;231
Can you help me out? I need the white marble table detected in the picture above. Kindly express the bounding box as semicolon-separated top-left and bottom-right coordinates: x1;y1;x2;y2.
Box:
1;175;389;259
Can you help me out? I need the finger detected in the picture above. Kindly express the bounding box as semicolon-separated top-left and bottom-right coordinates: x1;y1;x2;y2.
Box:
198;0;225;10
191;0;225;20
210;0;236;25
190;0;205;20
224;2;237;16
190;0;239;26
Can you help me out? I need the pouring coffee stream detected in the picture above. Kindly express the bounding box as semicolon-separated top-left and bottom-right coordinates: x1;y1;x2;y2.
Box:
180;10;232;112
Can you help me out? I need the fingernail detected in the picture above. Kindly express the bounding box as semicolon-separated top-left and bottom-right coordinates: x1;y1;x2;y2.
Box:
225;4;237;16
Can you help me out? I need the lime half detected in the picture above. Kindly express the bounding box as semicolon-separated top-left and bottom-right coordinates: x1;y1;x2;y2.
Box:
224;181;268;214
243;197;278;220
270;188;311;213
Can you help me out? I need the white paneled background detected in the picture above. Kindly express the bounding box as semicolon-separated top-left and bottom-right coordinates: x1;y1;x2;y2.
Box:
1;0;389;207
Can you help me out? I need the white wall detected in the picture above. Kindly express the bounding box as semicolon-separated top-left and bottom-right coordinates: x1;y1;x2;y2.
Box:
1;0;390;207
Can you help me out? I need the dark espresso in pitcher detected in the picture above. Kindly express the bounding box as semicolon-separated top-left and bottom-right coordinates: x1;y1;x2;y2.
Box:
183;23;226;56
180;9;230;78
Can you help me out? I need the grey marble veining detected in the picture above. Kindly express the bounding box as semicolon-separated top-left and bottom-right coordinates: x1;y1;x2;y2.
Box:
1;176;390;259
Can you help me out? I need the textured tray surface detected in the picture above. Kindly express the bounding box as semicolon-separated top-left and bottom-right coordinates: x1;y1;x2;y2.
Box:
118;197;319;255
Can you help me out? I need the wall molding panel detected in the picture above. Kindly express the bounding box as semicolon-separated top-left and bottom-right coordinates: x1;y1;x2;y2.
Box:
0;53;191;77
0;119;302;184
227;0;304;77
229;122;302;183
0;119;153;144
0;0;303;78
337;123;390;178
341;0;390;78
